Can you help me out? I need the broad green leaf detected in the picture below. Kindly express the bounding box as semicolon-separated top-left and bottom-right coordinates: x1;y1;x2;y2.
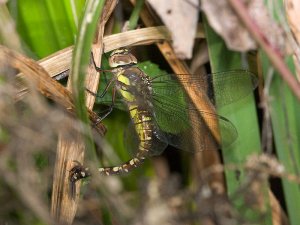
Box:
204;16;272;224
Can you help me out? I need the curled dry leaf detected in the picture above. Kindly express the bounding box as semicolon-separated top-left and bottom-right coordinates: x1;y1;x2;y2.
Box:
147;0;199;59
202;0;286;53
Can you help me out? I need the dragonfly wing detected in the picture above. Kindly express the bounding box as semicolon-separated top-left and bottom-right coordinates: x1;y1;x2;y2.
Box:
150;70;257;107
209;70;258;107
123;121;139;157
151;93;238;152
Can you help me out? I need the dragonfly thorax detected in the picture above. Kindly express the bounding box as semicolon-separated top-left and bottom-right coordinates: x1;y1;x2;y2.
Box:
109;48;137;68
115;67;154;110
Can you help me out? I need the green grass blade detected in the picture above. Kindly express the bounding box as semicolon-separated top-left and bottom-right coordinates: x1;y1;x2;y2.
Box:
261;53;300;225
70;0;105;157
128;0;145;30
204;17;272;224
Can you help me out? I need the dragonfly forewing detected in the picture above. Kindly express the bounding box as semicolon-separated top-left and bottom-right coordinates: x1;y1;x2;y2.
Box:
149;69;257;108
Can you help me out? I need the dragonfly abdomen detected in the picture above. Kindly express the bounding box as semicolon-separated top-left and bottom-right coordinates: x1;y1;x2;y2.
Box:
69;104;156;185
69;153;147;197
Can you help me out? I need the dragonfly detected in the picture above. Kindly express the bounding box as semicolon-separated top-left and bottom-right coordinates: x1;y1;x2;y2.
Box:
69;48;257;185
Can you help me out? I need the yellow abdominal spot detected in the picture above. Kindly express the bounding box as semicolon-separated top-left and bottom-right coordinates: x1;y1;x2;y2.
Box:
129;106;151;150
129;107;143;140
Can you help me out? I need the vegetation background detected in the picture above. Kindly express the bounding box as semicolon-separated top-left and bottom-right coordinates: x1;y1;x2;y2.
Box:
0;0;299;225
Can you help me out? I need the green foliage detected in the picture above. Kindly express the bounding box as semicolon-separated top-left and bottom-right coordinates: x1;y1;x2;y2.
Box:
8;0;85;58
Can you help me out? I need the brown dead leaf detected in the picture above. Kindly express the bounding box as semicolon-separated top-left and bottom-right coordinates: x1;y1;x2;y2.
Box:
202;0;256;50
202;0;285;53
147;0;199;59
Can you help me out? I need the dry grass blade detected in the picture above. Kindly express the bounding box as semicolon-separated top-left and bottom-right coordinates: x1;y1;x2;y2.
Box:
86;0;118;108
51;1;117;224
16;25;204;83
0;45;106;136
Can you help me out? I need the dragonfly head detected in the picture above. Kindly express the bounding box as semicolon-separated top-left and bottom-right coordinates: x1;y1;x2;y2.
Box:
109;48;137;68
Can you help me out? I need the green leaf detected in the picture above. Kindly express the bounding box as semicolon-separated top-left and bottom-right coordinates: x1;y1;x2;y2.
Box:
261;53;300;225
70;0;105;158
204;17;272;224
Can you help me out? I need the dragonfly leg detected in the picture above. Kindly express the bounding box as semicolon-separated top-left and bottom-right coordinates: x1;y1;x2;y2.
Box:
90;51;112;73
92;86;116;125
90;51;101;71
86;74;116;99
